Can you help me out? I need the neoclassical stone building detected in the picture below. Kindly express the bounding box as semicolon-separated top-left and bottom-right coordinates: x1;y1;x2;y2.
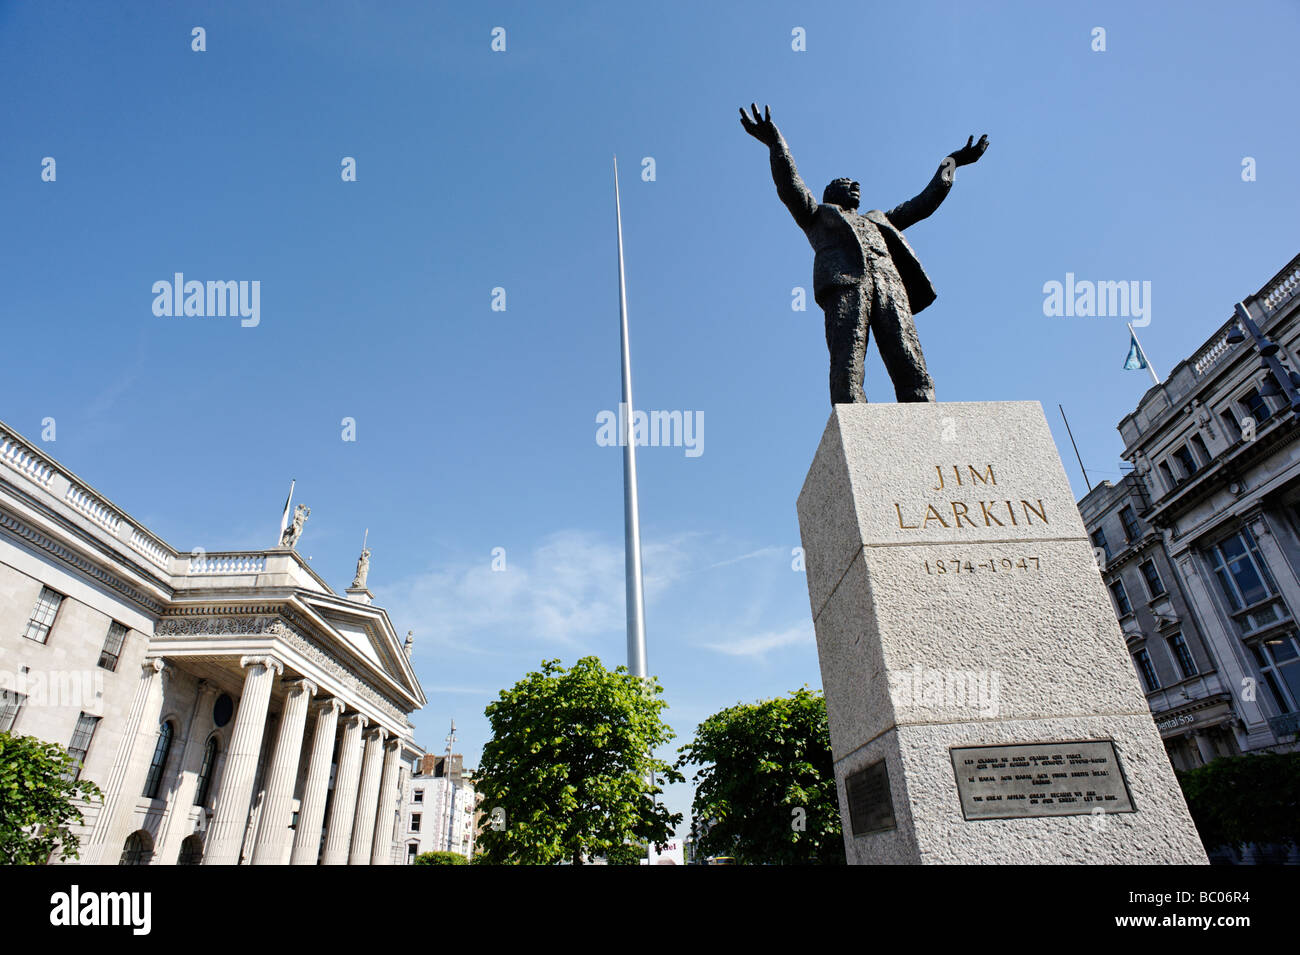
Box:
1078;253;1300;771
0;419;426;864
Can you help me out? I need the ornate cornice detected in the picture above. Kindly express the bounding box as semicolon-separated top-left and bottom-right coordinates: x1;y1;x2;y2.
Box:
0;509;166;615
153;612;409;726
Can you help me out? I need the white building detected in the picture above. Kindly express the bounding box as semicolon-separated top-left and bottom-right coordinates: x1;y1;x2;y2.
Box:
399;753;477;862
0;418;426;864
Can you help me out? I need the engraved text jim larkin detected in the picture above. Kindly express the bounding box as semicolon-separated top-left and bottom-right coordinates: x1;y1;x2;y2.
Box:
894;464;1049;531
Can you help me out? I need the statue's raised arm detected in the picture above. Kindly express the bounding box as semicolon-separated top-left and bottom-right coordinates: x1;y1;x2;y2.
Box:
739;104;817;230
886;134;989;231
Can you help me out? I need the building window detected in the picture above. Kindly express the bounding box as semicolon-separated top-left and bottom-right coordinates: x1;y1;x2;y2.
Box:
195;737;218;806
1158;461;1176;492
98;621;128;671
413;788;424;804
1220;408;1241;441
143;721;174;799
1241;388;1273;426
1208;529;1277;611
119;830;153;865
1109;579;1133;617
1120;506;1141;543
1140;560;1166;598
22;587;64;644
1168;633;1198;680
177;834;204;865
1091;529;1111;560
406;843;419;864
66;713;101;780
410;813;421;832
1252;634;1300;714
1134;649;1160;693
1172;444;1199;479
0;690;26;733
1191;434;1211;467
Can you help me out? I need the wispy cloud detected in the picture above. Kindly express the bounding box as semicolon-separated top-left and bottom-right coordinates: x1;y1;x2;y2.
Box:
374;529;693;657
702;622;814;661
706;545;784;570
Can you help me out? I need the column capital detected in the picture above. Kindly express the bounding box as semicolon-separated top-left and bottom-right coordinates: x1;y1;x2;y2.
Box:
365;727;389;744
315;697;346;717
284;677;319;698
340;712;369;732
239;654;284;677
142;656;167;675
384;737;402;755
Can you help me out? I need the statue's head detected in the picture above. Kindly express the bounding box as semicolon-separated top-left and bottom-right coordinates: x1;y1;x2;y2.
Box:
823;178;860;210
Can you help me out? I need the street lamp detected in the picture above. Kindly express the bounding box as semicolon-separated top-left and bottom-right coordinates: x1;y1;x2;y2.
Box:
1227;302;1300;415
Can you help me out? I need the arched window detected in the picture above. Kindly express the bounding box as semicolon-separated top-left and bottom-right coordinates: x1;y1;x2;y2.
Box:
143;721;174;799
194;736;218;806
177;834;204;865
119;830;153;865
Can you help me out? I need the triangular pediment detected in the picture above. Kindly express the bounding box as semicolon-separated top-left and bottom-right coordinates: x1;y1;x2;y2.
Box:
298;594;424;707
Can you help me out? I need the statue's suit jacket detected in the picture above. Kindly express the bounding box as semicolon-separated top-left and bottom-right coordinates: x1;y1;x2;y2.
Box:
769;139;953;315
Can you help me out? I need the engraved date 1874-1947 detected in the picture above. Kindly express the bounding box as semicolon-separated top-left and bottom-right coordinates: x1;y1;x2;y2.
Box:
924;556;1042;575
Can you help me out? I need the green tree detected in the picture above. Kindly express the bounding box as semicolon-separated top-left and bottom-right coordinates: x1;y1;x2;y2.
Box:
0;732;103;864
413;850;468;865
677;688;843;865
475;656;683;865
1177;752;1300;852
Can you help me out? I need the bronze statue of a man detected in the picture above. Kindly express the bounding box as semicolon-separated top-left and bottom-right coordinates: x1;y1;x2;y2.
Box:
741;104;988;404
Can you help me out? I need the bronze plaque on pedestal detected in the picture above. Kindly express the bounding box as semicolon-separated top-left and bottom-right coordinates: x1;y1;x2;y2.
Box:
950;740;1135;820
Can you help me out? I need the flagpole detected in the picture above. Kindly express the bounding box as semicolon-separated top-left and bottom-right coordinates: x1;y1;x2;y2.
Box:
1059;405;1092;493
1127;323;1160;386
614;157;648;681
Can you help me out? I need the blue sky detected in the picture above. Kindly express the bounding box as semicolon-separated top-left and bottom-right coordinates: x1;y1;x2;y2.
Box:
3;0;1298;838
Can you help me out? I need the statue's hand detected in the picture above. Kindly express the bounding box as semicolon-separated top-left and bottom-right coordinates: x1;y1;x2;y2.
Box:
739;103;780;147
950;134;989;166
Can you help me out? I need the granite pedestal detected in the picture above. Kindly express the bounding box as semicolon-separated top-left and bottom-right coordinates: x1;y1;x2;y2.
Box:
797;402;1207;864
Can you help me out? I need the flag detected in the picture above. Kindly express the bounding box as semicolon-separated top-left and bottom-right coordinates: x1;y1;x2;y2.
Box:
277;479;295;542
1123;333;1147;371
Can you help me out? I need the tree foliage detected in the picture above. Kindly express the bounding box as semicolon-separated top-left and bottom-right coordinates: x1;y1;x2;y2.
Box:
1177;752;1300;851
0;732;103;865
475;657;683;865
413;850;468;865
677;688;843;865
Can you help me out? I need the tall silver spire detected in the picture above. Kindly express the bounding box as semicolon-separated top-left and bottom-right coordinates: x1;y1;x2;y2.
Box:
614;156;648;680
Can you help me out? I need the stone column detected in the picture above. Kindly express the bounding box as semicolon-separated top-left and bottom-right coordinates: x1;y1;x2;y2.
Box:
203;656;282;865
290;697;345;865
84;657;169;865
321;713;367;865
1192;729;1218;765
370;739;403;864
250;678;317;864
349;727;388;864
153;680;219;865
